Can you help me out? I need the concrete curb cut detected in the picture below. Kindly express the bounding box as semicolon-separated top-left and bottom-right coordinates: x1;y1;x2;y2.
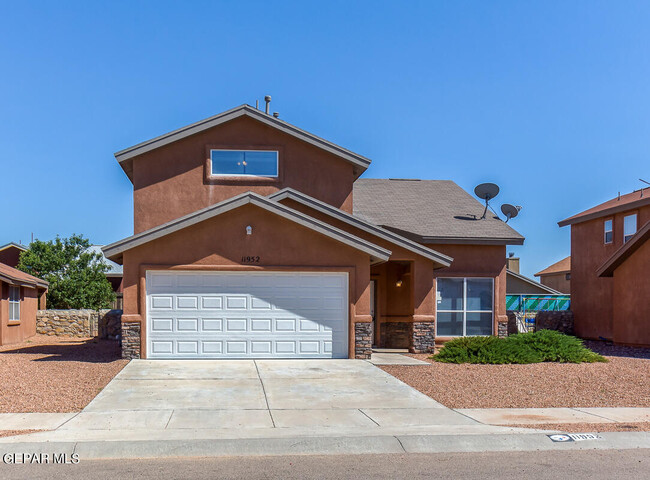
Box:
1;432;649;460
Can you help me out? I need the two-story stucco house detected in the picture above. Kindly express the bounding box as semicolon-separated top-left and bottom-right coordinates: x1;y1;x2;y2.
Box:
103;103;524;359
559;189;650;347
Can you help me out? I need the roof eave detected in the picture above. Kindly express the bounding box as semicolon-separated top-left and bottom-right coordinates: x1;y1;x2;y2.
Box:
506;270;563;295
114;105;371;182
559;196;650;227
597;221;650;277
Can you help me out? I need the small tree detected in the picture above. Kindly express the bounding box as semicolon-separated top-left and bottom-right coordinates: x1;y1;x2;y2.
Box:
18;234;116;310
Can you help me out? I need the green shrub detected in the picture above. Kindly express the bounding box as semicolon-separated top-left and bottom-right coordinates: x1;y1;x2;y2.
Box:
432;330;607;364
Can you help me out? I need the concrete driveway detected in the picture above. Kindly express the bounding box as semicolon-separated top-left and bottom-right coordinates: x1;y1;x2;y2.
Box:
57;359;479;434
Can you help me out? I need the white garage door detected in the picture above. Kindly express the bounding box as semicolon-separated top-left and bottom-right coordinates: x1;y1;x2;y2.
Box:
146;271;349;359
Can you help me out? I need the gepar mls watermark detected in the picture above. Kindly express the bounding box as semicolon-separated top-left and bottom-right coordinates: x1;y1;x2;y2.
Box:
3;452;79;464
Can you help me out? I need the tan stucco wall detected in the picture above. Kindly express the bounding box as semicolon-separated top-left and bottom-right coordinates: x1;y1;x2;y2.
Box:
538;272;570;294
0;281;38;346
122;203;372;359
131;115;357;233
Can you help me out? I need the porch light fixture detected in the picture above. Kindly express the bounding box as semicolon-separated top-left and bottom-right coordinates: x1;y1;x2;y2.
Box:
246;225;252;235
395;279;403;287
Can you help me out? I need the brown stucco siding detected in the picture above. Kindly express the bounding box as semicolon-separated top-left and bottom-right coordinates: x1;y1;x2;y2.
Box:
571;204;650;341
611;238;650;346
431;244;507;338
122;203;372;359
0;281;38;346
132;115;356;233
538;272;570;294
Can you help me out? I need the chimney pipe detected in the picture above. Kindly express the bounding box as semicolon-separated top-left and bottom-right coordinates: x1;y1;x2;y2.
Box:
264;95;271;114
255;100;259;109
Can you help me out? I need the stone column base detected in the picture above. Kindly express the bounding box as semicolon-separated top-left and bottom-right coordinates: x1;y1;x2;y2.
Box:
410;321;435;353
121;322;141;359
354;322;373;359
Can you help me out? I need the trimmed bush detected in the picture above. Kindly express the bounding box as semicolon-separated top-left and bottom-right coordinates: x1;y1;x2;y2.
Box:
432;330;607;364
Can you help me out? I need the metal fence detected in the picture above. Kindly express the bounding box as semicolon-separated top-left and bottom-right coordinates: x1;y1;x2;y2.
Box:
506;294;571;313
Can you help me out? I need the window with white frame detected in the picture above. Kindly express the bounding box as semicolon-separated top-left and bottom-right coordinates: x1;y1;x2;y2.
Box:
436;278;493;336
624;214;637;243
210;150;278;177
604;219;613;244
9;286;20;322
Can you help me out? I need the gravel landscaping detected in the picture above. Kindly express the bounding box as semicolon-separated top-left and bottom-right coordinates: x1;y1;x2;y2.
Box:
0;335;128;413
380;341;650;409
507;422;650;433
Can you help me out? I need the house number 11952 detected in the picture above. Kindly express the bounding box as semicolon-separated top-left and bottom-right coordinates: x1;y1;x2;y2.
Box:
241;256;260;263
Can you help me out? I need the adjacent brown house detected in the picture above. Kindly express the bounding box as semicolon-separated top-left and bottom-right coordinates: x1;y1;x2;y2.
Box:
534;256;571;294
104;103;524;359
0;243;27;269
559;189;650;346
0;263;48;346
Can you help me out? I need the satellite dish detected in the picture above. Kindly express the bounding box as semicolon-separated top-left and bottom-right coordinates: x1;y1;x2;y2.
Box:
501;204;522;223
474;183;500;219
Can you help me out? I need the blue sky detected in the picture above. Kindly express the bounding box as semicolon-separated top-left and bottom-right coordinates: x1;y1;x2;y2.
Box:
1;1;649;278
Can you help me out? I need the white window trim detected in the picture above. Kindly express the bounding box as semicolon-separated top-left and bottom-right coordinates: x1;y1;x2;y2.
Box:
604;219;613;244
209;149;279;178
436;277;494;337
623;213;637;243
8;285;20;323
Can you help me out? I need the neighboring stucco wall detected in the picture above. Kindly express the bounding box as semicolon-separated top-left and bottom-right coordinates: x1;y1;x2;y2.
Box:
431;244;508;338
0;281;38;346
538;272;570;294
611;238;650;346
132;115;357;233
570;204;650;341
122;203;372;359
0;248;22;268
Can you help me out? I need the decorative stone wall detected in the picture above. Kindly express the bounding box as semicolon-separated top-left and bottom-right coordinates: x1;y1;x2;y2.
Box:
497;319;509;338
354;322;373;359
410;322;435;353
37;309;121;338
121;322;141;359
535;310;574;335
380;322;410;349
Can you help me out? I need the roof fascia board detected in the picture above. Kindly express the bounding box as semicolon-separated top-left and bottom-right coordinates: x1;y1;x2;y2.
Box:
269;188;452;266
103;193;391;263
0;243;27;253
0;274;48;289
559;197;650;227
506;270;562;294
114;105;371;170
419;235;525;246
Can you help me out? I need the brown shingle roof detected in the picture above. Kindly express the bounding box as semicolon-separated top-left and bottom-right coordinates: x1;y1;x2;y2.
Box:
0;263;48;290
597;221;650;277
558;189;650;227
352;179;525;245
535;256;571;277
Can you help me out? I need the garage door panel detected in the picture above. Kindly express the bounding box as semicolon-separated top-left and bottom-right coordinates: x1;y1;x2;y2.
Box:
146;271;348;359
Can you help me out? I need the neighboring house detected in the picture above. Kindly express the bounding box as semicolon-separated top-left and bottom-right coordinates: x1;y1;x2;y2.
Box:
534;256;571;294
103;103;524;359
0;243;27;269
506;269;562;295
559;189;650;346
0;263;48;346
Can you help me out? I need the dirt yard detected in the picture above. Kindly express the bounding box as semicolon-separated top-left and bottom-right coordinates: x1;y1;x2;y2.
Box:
381;341;650;409
0;335;128;413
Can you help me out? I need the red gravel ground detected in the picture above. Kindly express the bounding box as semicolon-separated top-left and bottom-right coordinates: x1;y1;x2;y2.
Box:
506;423;650;433
0;335;128;413
380;341;650;409
0;430;42;438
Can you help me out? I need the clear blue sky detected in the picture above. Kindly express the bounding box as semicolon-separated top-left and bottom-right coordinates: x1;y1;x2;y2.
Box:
2;1;649;278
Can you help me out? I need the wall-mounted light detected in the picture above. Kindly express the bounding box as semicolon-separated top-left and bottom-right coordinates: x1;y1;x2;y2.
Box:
395;279;403;287
246;225;252;235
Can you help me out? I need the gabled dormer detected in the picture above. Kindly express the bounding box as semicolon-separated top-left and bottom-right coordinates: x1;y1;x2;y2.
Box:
115;104;370;233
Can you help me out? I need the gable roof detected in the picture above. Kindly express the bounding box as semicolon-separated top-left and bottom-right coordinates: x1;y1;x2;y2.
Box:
268;188;452;268
87;245;123;277
506;269;562;295
352;179;525;245
597;220;650;277
102;192;391;264
0;263;48;290
535;256;571;277
0;242;27;253
114;104;372;182
559;189;650;227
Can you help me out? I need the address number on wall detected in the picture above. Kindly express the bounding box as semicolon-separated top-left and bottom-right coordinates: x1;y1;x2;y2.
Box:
241;256;261;263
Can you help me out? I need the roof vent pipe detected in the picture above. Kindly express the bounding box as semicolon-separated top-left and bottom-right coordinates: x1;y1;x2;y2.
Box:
264;95;271;114
273;112;279;118
255;100;259;109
